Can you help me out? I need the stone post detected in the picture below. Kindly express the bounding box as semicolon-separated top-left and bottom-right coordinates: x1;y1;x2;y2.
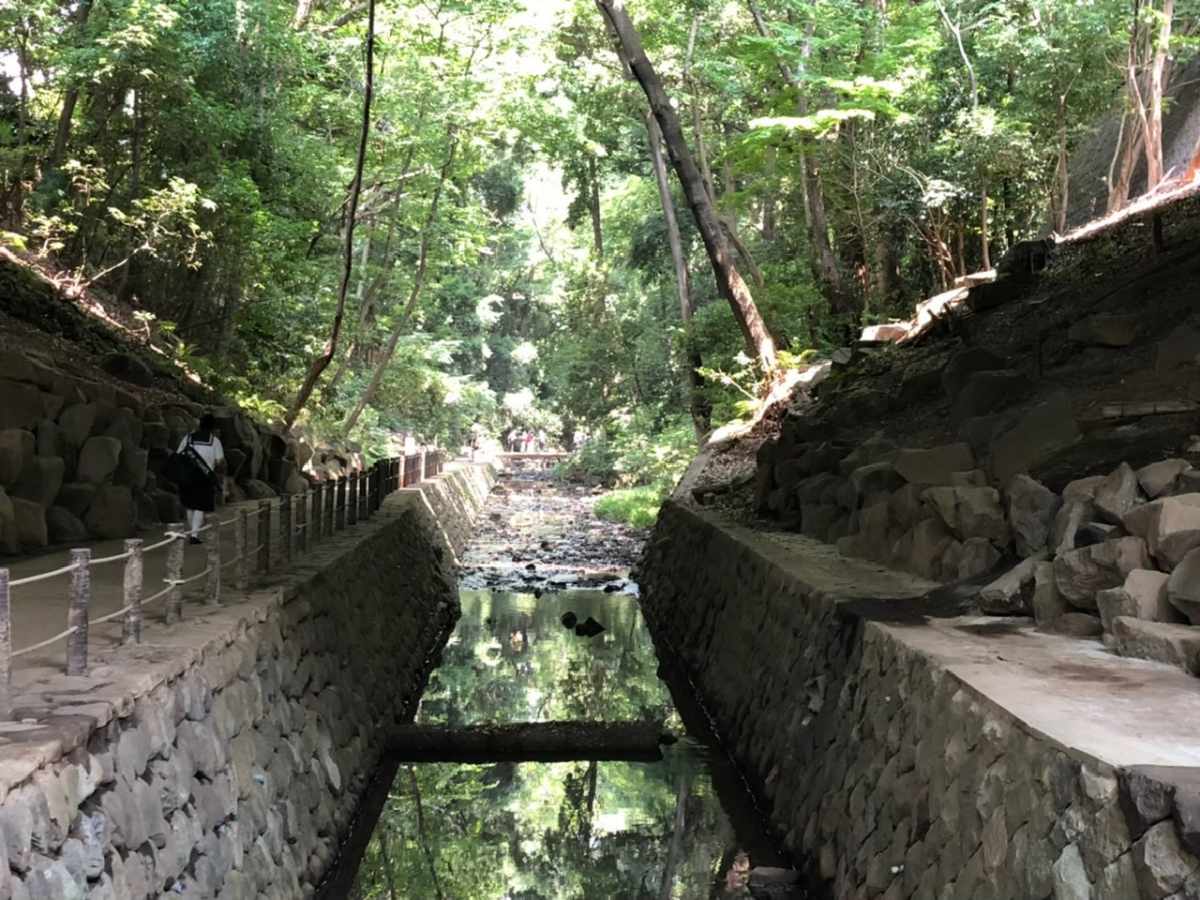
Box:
0;568;10;720
419;449;427;482
327;481;336;534
313;483;324;543
122;539;143;645
299;490;309;553
67;548;91;675
165;526;185;625
349;473;360;526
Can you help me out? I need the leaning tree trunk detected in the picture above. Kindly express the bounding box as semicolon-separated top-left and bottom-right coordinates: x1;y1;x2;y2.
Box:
595;0;778;376
646;111;710;442
285;0;375;428
1144;0;1175;190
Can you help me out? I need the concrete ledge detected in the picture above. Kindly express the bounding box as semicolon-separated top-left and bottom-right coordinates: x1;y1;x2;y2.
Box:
641;500;1200;899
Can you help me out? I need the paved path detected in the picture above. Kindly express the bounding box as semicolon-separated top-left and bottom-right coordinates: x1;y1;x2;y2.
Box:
2;498;290;680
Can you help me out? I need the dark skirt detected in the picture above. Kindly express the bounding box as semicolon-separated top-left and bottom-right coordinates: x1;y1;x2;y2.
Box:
179;477;216;513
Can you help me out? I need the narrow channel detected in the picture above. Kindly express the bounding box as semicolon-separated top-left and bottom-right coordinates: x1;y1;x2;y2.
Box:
320;470;803;899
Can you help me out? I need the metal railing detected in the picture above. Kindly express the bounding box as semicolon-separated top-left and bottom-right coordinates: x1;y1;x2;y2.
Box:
0;452;450;718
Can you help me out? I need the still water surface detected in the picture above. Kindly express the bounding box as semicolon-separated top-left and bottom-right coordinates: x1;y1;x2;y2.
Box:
342;590;800;899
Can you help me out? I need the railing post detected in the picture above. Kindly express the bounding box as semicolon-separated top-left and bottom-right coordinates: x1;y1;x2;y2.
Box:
326;481;336;534
165;526;185;625
361;470;370;520
347;473;359;526
299;490;309;553
280;492;293;566
66;548;91;674
0;568;10;720
336;477;346;530
313;484;324;543
236;509;249;591
205;525;221;607
122;539;143;645
419;450;427;482
257;502;271;572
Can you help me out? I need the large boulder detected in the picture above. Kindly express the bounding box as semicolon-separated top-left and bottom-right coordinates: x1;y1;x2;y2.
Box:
100;352;155;387
893;443;976;486
11;497;48;549
117;448;149;490
244;480;276;500
46;506;88;544
142;422;170;451
11;457;65;507
1168;548;1200;625
1007;474;1061;557
84;485;136;540
56;482;97;519
77;437;123;485
1112;617;1200;674
103;407;144;448
888;484;933;532
149;489;186;523
0;428;34;486
1033;559;1071;628
847;463;905;507
0;488;16;553
1094;463;1143;525
35;419;64;460
946;536;1002;581
921;486;1010;545
1054;537;1152;609
940;347;1006;397
952;370;1032;422
989;393;1080;484
0;350;35;383
891;518;956;580
1068;314;1138;347
0;380;46;430
57;403;97;447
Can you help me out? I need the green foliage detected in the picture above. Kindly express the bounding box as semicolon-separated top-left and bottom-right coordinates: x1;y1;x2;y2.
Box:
594;486;662;529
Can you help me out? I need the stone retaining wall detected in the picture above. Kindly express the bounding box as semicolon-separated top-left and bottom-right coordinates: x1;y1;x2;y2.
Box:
0;462;494;899
640;501;1200;899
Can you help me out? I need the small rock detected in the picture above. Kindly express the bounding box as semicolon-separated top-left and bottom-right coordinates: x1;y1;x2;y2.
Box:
1138;459;1191;500
574;617;605;638
1094;462;1142;525
979;556;1042;615
1054;537;1151;608
1033;560;1071;628
1007;474;1060;557
922;486;1010;545
1052;612;1103;638
1063;475;1106;502
560;612;578;629
1132;819;1200;897
988;392;1080;484
1112;617;1200;674
1168;548;1200;625
76;436;122;485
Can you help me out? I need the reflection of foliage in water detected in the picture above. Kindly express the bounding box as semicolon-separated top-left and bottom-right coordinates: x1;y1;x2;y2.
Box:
417;591;672;727
348;753;746;899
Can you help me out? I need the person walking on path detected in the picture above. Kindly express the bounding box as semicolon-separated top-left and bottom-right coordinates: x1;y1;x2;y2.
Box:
175;413;226;544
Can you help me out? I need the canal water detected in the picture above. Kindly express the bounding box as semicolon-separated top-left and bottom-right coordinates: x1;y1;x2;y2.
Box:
322;590;801;899
321;473;802;899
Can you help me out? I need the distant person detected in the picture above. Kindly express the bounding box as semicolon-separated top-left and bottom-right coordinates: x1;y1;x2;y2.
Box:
536;429;548;452
523;431;534;453
175;414;226;544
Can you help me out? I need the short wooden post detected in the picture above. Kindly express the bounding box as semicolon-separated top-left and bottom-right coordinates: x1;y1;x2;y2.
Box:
205;527;221;607
326;481;336;534
164;526;185;625
236;509;249;591
347;473;359;526
257;502;271;572
312;484;324;543
361;470;370;519
419;450;427;482
67;548;91;674
298;490;309;553
336;477;346;530
0;568;11;719
280;492;293;565
122;539;143;645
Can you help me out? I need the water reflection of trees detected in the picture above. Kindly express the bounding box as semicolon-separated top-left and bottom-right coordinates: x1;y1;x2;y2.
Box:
348;755;747;899
349;590;753;898
417;591;672;727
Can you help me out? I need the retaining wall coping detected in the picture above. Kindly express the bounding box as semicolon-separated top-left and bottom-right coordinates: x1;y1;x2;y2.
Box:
677;500;1200;771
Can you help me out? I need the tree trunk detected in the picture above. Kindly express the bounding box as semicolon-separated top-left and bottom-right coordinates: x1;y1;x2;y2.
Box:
1107;108;1144;213
588;155;604;258
658;772;691;900
646;112;709;442
407;768;445;900
285;0;375;428
47;0;95;170
341;133;459;432
389;721;668;762
1051;100;1070;234
1144;0;1175;189
378;823;399;900
979;187;991;270
596;0;777;376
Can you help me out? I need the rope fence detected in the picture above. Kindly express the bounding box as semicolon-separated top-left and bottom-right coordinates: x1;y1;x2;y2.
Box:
0;450;449;718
